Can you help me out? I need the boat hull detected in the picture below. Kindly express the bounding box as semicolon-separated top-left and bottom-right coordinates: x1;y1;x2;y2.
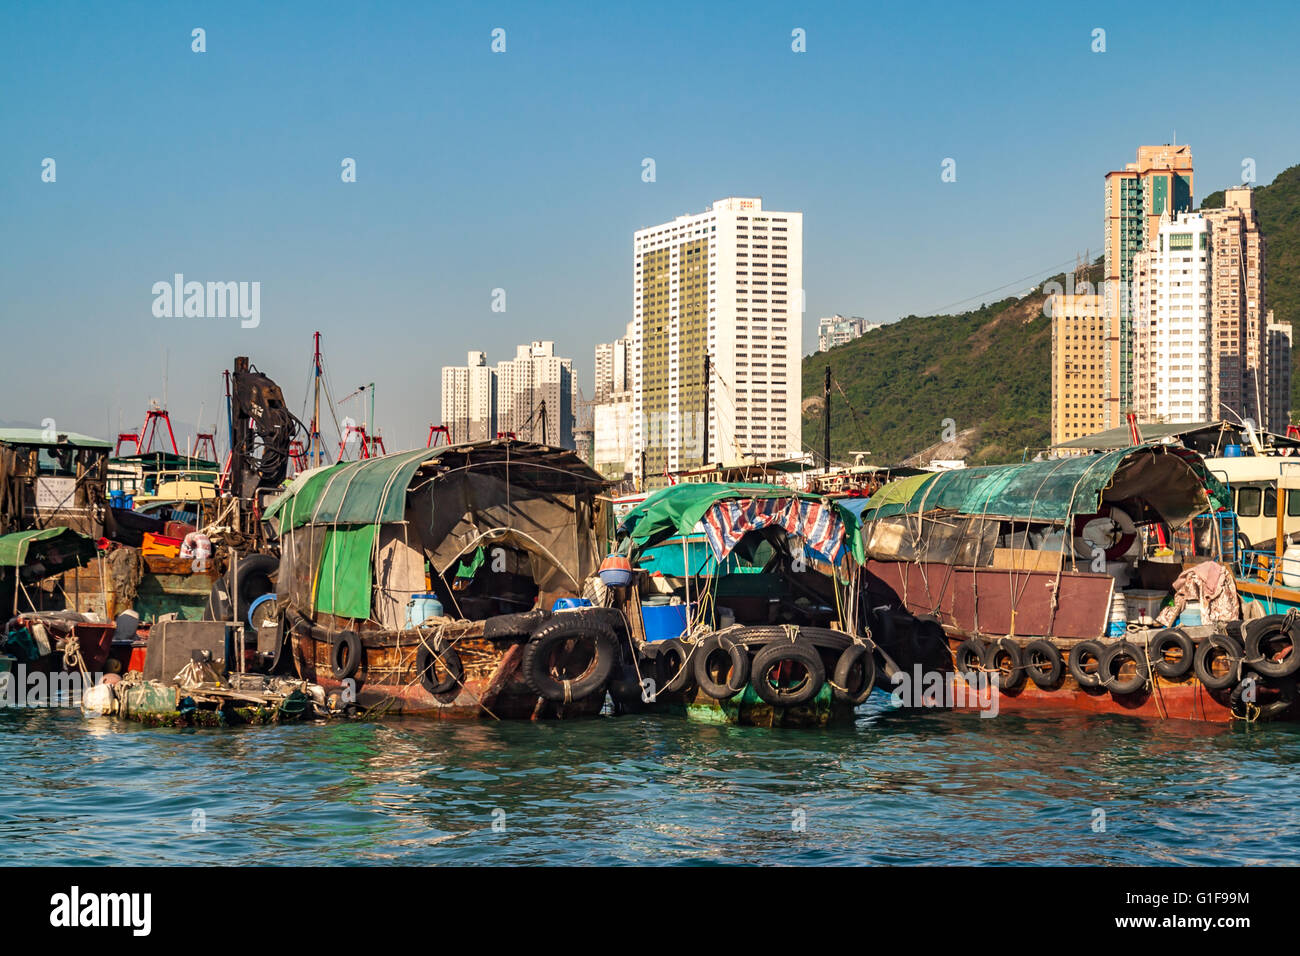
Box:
867;559;1296;723
289;622;605;719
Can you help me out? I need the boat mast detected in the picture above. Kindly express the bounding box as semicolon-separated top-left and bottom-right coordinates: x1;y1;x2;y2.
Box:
312;331;323;467
702;353;710;465
823;365;832;474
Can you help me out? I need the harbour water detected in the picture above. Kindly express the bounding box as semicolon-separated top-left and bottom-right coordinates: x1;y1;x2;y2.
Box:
3;702;1298;866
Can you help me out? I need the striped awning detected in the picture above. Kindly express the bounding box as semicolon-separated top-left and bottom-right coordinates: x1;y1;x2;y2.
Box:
702;496;848;563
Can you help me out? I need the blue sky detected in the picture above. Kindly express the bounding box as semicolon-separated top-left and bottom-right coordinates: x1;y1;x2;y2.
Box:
3;0;1299;453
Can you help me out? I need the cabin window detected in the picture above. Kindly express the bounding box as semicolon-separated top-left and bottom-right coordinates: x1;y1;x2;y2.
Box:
1237;487;1261;517
1288;490;1300;518
1264;486;1278;518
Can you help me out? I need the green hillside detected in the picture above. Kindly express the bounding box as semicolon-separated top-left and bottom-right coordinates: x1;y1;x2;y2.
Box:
808;163;1300;465
802;264;1094;466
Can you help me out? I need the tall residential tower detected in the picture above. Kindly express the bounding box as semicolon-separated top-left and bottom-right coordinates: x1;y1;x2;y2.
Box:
633;197;803;477
1201;186;1267;426
440;351;497;443
1104;144;1195;410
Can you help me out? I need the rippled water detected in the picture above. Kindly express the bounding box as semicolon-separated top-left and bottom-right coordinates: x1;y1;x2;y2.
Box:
2;700;1298;865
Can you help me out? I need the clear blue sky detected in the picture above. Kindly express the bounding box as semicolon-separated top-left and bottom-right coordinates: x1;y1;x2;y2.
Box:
4;0;1299;453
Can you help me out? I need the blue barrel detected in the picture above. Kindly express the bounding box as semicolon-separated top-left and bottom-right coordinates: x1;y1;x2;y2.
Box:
642;603;691;641
1224;444;1243;457
406;593;444;628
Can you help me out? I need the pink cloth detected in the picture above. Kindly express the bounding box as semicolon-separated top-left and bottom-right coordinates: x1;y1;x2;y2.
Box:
1156;561;1240;627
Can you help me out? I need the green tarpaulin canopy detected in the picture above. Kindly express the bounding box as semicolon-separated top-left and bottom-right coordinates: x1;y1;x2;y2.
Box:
314;524;378;619
264;449;433;532
264;452;435;621
859;446;1212;529
858;472;938;520
0;527;97;569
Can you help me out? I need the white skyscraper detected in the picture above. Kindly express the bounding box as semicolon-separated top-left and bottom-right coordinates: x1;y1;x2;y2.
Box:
496;341;575;448
632;197;803;478
594;323;633;402
1133;213;1213;423
440;351;497;443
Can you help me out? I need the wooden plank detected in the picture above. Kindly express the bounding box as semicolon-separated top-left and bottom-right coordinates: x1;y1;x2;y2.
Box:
991;547;1064;572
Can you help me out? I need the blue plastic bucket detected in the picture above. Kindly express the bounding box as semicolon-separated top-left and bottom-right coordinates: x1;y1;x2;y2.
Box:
1224;444;1243;458
642;603;690;641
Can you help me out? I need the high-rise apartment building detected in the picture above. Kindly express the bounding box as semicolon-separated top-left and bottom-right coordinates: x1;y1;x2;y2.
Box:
633;197;803;477
594;342;615;403
1132;213;1213;424
1105;144;1195;409
496;341;575;448
1202;187;1267;426
1050;292;1122;447
440;351;497;443
593;321;635;478
594;325;632;402
817;314;881;352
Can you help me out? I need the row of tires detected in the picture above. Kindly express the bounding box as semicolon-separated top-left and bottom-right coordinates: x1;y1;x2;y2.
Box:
324;610;890;710
640;627;877;708
327;612;620;703
951;613;1300;697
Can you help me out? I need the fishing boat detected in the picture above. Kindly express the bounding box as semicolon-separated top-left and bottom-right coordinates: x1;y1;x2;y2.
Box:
264;440;627;718
1208;453;1300;617
855;443;1298;723
601;483;941;727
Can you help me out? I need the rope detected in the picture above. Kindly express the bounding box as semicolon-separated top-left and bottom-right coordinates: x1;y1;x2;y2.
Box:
361;621;502;721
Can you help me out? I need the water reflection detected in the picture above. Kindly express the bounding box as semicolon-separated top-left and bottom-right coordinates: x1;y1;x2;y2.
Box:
0;703;1297;865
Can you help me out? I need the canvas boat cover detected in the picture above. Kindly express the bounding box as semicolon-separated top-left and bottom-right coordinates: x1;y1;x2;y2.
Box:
618;483;862;564
0;527;97;569
271;442;607;622
859;445;1213;529
264;451;430;532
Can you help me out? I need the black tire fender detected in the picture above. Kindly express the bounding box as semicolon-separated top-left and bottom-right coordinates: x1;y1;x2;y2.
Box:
1242;615;1300;678
520;613;617;703
692;632;751;700
1148;628;1195;680
230;554;280;628
203;581;233;622
655;637;696;694
1098;640;1149;696
952;638;984;677
1068;640;1105;690
1194;633;1243;691
416;637;465;696
983;638;1026;692
1232;675;1298;720
330;629;363;680
1023;639;1063;689
750;639;826;707
832;643;877;705
482;609;547;640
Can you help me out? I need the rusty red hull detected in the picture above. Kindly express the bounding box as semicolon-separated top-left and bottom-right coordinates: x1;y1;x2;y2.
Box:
289;628;604;719
867;560;1295;723
867;560;1113;640
941;638;1238;722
